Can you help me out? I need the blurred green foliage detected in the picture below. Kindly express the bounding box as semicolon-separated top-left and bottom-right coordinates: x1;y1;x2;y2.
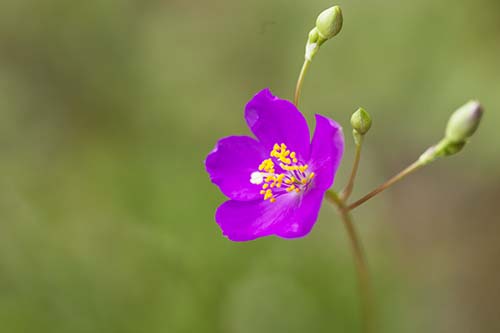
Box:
0;0;499;332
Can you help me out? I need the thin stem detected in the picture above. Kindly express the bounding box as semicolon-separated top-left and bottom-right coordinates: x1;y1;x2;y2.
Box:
341;136;364;201
325;190;373;333
294;59;311;106
348;160;424;211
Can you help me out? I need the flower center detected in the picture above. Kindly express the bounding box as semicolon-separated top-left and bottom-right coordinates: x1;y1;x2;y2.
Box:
250;143;315;203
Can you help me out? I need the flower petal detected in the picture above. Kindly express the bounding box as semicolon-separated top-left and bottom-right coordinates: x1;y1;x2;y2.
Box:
245;89;310;160
273;189;326;239
215;189;325;241
205;135;267;201
309;114;344;190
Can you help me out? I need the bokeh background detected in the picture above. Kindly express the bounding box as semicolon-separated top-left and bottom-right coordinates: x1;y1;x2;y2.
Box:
1;0;499;332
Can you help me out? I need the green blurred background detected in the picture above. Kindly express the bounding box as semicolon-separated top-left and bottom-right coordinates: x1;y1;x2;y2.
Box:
0;0;499;332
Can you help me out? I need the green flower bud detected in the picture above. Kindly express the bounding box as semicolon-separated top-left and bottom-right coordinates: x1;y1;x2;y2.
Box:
350;107;372;135
445;100;483;143
315;6;343;40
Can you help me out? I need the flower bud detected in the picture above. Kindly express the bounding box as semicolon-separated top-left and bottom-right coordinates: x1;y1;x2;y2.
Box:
315;6;343;40
351;107;372;135
445;100;483;143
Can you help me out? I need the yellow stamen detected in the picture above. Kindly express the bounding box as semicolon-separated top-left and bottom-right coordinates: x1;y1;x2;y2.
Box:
253;143;314;203
264;189;273;200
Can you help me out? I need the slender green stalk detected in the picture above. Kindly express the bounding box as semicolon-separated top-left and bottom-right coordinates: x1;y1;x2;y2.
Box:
294;59;311;106
341;136;364;201
325;190;373;333
348;160;424;211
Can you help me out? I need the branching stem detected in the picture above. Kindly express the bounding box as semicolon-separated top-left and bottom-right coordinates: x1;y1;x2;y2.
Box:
348;160;424;211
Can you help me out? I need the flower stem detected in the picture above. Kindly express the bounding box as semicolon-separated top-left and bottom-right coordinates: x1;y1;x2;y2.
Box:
348;160;424;211
325;190;373;333
294;59;312;106
341;136;364;201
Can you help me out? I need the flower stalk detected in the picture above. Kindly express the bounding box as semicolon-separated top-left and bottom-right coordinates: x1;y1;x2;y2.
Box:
342;135;364;201
325;190;373;333
294;59;311;106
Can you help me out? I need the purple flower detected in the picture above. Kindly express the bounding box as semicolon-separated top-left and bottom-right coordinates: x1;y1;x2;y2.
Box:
205;89;344;241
